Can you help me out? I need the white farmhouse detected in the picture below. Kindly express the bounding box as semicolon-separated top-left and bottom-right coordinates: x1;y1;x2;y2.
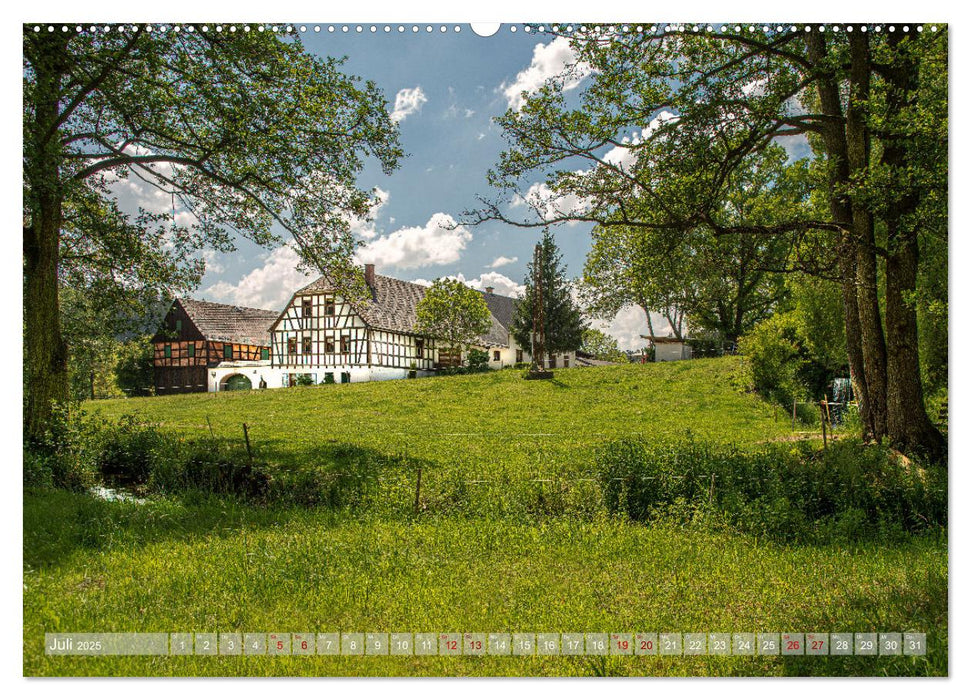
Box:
268;264;574;386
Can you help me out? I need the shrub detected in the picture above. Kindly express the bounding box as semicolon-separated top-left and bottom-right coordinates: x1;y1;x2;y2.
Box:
596;437;946;544
467;348;490;372
97;416;173;487
24;403;100;491
737;312;809;408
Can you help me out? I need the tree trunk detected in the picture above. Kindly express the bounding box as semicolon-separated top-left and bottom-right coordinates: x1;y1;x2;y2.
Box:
24;35;69;444
807;33;878;441
881;33;946;459
847;32;889;440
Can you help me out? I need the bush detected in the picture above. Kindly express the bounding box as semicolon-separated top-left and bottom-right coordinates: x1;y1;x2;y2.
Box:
737;312;809;408
467;348;490;372
98;416;173;487
24;403;100;491
596;437;947;544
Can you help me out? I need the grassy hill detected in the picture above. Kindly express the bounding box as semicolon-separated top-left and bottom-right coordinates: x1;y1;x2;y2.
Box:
23;358;947;676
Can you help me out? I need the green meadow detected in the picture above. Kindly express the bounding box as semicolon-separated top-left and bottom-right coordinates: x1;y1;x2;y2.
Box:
23;359;947;676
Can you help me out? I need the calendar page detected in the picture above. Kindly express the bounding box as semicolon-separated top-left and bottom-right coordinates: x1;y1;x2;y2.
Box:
21;9;949;682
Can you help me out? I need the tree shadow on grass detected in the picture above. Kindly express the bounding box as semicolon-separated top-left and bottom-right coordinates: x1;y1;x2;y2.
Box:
23;440;436;571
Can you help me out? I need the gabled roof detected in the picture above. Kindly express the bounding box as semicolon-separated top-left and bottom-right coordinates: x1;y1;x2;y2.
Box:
290;273;518;347
177;298;279;346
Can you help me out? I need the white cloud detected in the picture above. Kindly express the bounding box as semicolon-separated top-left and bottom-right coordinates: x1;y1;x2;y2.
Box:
411;271;525;298
511;181;592;225
204;246;312;310
356;213;472;269
501;36;594;110
589;305;674;352
465;271;525;297
390;86;428;122
601;111;678;172
488;256;518;269
200;249;224;275
349;187;390;240
741;78;767;97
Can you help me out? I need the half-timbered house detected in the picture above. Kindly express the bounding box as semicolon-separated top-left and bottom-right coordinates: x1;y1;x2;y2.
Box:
151;298;279;394
269;264;571;385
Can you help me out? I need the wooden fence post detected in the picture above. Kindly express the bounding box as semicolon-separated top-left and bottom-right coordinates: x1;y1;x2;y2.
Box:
414;465;423;515
819;402;828;449
242;423;254;465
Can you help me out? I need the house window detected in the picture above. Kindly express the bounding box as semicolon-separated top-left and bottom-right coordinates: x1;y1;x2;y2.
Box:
163;344;171;359
287;338;297;355
340;371;351;384
564;356;570;368
548;353;557;368
260;348;269;361
416;338;424;357
175;319;182;332
493;350;501;362
302;336;312;354
187;342;195;358
224;344;233;360
516;349;523;363
340;336;350;354
324;295;335;316
324;336;335;353
302;297;312;318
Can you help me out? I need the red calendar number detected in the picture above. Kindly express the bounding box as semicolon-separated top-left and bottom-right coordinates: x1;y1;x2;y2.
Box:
786;640;801;651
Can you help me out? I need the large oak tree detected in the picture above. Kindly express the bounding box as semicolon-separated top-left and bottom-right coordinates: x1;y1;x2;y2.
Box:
469;24;946;458
23;24;402;441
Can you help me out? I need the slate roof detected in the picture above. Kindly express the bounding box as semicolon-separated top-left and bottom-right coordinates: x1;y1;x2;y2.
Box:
292;273;518;347
178;298;279;346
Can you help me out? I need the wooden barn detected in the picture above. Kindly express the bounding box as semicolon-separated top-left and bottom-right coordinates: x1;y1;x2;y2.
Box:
151;298;279;394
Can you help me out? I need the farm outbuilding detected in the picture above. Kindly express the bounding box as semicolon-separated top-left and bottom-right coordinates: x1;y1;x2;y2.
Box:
641;335;693;362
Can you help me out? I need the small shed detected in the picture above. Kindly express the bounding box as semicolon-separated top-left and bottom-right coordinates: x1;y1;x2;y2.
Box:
641;335;692;362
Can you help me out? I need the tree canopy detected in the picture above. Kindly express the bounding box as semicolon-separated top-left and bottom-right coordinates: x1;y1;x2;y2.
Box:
414;279;494;359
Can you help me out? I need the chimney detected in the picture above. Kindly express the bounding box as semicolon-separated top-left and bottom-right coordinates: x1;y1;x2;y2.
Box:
485;286;494;294
364;263;375;287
